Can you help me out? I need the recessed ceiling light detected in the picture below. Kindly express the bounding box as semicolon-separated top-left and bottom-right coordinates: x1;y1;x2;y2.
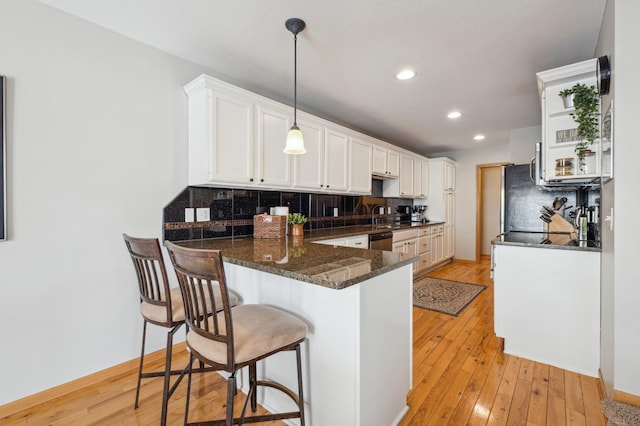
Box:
473;134;486;141
396;69;416;80
447;111;462;119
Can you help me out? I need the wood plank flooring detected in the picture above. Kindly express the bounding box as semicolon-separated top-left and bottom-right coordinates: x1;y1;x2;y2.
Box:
0;258;606;425
399;258;605;426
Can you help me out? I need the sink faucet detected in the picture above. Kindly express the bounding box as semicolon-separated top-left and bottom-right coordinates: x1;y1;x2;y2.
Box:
371;204;385;225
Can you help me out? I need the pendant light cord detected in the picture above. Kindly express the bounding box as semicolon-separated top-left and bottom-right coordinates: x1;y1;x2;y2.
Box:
293;33;298;126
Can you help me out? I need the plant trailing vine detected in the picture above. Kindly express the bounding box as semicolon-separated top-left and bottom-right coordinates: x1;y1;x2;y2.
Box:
559;83;599;170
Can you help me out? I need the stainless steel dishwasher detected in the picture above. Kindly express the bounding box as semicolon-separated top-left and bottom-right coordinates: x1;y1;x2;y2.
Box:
369;231;393;251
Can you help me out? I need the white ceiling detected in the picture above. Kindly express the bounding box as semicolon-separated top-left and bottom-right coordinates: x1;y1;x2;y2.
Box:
39;0;606;156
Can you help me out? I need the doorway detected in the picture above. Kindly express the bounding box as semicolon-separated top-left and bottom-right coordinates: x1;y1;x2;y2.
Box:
475;163;510;261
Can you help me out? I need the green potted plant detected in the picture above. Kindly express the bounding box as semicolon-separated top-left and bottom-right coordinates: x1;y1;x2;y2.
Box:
558;83;599;172
558;88;575;108
287;212;307;236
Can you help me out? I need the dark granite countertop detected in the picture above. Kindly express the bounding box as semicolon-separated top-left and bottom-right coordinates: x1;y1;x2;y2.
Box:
304;221;445;242
174;236;418;290
492;231;600;252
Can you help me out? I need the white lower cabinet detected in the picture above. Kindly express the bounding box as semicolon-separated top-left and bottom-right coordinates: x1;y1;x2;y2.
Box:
315;235;368;249
492;244;600;376
415;231;432;274
430;225;445;266
344;235;369;249
392;229;418;275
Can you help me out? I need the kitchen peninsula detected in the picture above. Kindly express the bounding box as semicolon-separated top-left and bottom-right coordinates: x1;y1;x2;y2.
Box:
175;235;416;426
492;233;600;377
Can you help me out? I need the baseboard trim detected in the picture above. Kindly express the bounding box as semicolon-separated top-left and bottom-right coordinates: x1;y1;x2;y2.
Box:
614;389;640;407
0;343;186;418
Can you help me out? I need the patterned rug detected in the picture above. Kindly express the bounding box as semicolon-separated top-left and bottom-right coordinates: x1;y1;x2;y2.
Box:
413;277;485;316
601;399;640;425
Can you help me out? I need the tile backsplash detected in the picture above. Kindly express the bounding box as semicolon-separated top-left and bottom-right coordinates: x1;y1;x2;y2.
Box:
163;186;411;242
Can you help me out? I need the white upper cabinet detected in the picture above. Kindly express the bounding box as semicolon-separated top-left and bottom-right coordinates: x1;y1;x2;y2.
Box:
399;154;415;197
186;84;254;185
324;126;350;192
255;101;292;187
185;74;423;195
349;136;372;194
293;113;325;190
372;145;400;178
414;158;429;198
536;59;600;182
443;159;455;191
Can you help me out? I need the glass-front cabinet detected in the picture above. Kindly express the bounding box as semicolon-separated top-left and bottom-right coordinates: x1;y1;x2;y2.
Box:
536;59;600;183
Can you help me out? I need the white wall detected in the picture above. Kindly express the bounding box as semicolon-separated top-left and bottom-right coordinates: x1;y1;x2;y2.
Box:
0;0;208;404
434;126;540;260
611;0;640;398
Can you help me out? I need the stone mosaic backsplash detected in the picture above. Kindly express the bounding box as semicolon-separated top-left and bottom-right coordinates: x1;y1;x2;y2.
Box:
163;186;410;242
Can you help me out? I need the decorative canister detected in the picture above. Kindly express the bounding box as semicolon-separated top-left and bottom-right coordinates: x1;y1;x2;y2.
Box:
583;150;596;175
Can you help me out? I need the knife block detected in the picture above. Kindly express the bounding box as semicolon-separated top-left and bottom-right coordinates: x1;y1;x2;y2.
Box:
545;213;577;236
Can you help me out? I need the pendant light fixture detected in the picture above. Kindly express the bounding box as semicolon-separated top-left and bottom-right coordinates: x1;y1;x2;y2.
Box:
283;18;306;155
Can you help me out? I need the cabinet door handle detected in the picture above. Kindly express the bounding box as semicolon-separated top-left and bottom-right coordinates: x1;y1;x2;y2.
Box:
260;178;264;182
249;178;254;182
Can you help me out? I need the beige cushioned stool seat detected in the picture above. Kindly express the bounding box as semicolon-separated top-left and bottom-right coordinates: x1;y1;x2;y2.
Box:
187;304;308;365
141;286;238;324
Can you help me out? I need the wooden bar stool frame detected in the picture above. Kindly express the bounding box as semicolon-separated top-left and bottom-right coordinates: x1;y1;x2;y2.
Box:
123;234;189;426
166;242;306;426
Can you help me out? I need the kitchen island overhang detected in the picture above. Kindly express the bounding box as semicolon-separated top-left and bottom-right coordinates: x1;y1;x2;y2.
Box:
173;236;416;426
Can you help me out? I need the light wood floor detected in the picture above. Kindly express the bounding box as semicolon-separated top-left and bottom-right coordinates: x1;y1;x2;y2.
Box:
1;258;606;425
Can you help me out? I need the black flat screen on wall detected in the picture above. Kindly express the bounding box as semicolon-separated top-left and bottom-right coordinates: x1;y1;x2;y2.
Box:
1;75;5;241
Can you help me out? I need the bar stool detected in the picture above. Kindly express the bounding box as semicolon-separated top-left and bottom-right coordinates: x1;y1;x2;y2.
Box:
123;234;238;425
165;241;308;426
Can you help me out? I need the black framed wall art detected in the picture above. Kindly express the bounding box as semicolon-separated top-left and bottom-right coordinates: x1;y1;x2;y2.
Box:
1;75;6;241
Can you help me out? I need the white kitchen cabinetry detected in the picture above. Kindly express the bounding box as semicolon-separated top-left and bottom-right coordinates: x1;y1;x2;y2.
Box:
372;145;400;178
492;244;600;376
414;226;432;275
392;229;418;274
444;192;455;258
345;235;369;249
185;81;255;185
443;160;455;191
536;59;600;182
315;235;368;249
399;154;415;198
185;74;377;195
430;224;445;266
293;114;325;190
427;157;456;262
414;158;429;198
255;101;293;187
348;136;372;194
383;153;430;199
323;127;350;192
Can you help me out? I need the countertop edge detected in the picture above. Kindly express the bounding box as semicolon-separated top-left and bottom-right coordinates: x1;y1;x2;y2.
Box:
305;221;445;242
492;239;601;252
222;252;418;290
